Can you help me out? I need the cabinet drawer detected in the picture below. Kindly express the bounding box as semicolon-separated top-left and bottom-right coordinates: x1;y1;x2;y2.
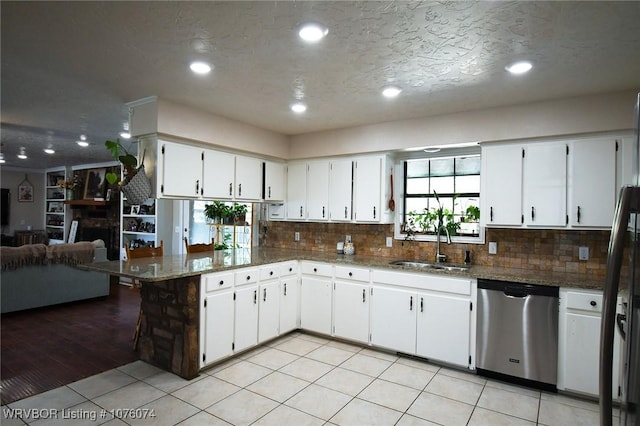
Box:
260;265;280;281
300;261;333;277
202;272;234;292
372;269;471;295
279;261;299;276
565;291;603;313
235;268;259;285
334;265;370;282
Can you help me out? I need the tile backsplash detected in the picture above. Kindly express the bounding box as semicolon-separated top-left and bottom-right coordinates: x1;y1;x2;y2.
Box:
258;221;611;279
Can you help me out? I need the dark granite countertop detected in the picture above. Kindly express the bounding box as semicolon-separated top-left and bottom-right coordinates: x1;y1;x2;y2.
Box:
77;247;604;290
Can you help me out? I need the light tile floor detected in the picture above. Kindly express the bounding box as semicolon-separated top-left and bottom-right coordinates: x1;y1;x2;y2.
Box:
1;332;614;426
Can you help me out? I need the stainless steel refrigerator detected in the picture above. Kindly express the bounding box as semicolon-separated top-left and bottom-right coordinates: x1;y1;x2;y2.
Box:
601;92;640;426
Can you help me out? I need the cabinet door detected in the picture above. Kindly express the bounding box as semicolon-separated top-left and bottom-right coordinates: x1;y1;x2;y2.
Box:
563;311;601;395
258;280;281;343
202;150;235;199
307;161;330;221
280;276;300;334
161;142;203;198
481;145;523;226
354;157;382;222
202;291;234;366
523;143;567;227
568;138;616;227
265;161;286;202
416;293;470;368
234;285;258;352
287;163;307;220
370;286;416;354
329;160;353;221
333;281;369;344
300;276;332;335
235;155;263;201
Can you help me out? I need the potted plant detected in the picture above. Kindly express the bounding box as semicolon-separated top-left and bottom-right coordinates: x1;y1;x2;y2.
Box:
204;201;231;224
104;139;151;204
231;203;248;224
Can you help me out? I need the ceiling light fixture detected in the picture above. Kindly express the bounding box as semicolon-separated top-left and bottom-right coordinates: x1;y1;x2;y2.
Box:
120;132;131;139
76;140;89;147
290;102;307;113
423;147;441;153
382;86;402;98
17;147;27;159
43;147;55;154
0;153;5;164
190;61;212;74
298;23;328;42
505;61;533;75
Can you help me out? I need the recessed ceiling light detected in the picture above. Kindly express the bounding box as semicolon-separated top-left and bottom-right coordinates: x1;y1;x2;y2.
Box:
291;102;307;113
80;134;87;141
76;140;89;147
43;148;55;154
190;61;212;74
120;132;131;139
298;23;328;42
17;147;27;159
505;61;533;75
382;86;402;98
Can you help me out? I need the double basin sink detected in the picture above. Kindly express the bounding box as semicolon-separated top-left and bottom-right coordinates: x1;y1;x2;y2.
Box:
389;260;470;272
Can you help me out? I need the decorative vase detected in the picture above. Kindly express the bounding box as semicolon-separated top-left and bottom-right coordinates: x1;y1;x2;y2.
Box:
66;189;74;200
344;242;355;255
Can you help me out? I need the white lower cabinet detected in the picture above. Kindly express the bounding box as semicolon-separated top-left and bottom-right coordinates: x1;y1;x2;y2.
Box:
200;272;235;367
416;292;471;368
279;262;300;334
300;262;333;335
558;288;623;399
234;283;258;352
333;266;370;344
370;269;475;368
370;286;417;354
258;279;281;343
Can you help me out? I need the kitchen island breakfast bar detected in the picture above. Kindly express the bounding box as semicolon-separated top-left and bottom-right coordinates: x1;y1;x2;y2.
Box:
78;247;604;380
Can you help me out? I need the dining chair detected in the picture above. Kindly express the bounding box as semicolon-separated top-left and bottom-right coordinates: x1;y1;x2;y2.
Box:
184;237;214;254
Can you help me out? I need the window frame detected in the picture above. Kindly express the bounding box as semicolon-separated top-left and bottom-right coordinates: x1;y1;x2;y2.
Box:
393;148;485;244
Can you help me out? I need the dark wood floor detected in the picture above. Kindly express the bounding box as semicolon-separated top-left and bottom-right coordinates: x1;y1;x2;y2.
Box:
0;282;140;405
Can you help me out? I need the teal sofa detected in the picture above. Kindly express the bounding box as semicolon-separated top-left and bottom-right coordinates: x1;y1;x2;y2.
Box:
1;242;110;313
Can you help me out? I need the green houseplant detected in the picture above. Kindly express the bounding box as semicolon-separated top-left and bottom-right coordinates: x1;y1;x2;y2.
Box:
104;139;152;204
204;201;231;224
231;203;248;224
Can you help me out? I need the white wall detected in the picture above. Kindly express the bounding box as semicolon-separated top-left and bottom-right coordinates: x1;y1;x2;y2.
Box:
0;168;45;235
155;98;290;160
288;90;638;159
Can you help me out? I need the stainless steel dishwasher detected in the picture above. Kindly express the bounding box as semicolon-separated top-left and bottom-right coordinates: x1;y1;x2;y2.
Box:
476;278;559;391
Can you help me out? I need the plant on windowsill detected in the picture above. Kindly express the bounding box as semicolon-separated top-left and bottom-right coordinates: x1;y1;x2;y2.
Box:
204;201;232;224
406;191;460;236
231;203;248;225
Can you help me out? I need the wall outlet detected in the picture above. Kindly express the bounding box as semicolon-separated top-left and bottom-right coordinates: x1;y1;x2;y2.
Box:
579;246;589;260
488;241;498;254
386;236;393;248
294;231;300;241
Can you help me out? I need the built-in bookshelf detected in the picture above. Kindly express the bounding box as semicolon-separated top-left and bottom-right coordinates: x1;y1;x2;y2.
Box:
44;168;68;243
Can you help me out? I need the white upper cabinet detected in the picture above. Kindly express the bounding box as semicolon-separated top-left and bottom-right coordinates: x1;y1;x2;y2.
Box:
286;163;307;220
307;161;330;221
264;161;286;202
482;134;622;230
522;142;567;227
568;138;617;228
353;155;393;223
202;150;235;199
235;155;263;201
481;145;523;226
329;159;353;221
160;141;203;198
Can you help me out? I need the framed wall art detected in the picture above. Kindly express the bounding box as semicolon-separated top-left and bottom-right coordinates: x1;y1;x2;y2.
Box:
83;168;106;200
18;174;33;202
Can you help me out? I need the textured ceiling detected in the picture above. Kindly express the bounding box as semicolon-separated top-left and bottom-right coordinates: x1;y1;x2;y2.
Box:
2;1;640;169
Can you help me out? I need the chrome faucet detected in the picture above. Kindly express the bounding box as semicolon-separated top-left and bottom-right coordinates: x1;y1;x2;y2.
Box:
435;223;451;263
